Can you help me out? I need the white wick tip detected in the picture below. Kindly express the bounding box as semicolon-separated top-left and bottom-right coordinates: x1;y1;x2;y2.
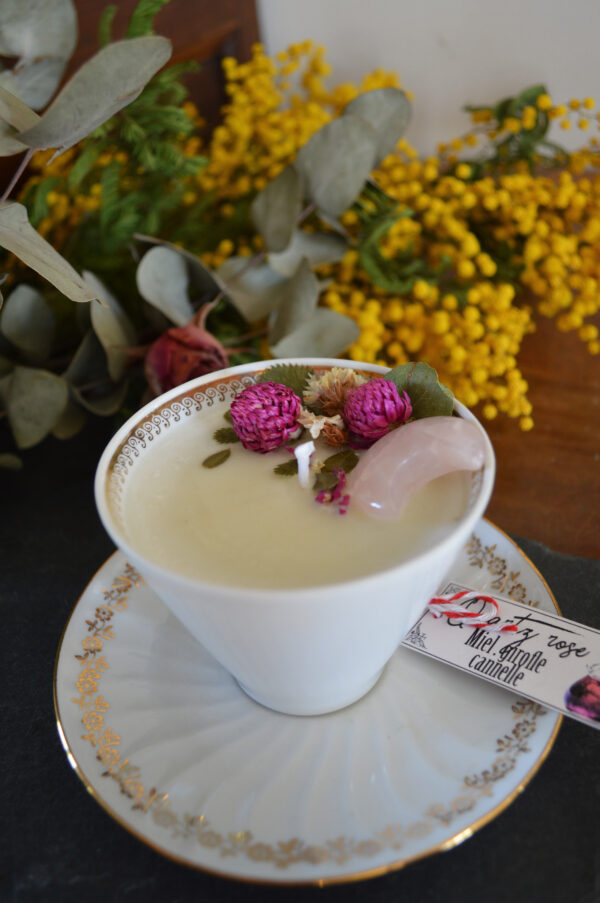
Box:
293;439;315;488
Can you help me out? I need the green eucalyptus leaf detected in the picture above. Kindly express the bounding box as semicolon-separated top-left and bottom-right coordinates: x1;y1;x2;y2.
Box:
0;0;77;109
0;371;12;405
51;397;86;439
136;246;194;326
0;353;13;377
64;330;106;386
256;363;314;396
0;86;40;132
251;164;302;253
7;364;68;448
202;448;230;469
216;256;287;321
0;202;97;303
268;229;348;277
0;283;55;360
85;271;136;381
0;119;29;156
344;88;411;165
270;307;359;358
135;234;224;305
384;361;454;418
72;380;127;416
18;36;172;152
0;452;23;470
295;114;378;217
269;258;319;347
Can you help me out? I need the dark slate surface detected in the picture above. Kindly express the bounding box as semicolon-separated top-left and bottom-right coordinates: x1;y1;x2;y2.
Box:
1;421;599;903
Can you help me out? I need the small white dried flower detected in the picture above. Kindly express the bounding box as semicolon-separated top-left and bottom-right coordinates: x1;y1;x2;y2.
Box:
298;408;345;440
303;367;367;415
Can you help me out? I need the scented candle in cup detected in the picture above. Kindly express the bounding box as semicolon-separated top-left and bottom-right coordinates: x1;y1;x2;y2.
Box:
95;358;495;715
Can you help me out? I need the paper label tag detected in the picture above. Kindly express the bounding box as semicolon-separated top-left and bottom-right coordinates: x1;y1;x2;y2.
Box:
401;581;600;730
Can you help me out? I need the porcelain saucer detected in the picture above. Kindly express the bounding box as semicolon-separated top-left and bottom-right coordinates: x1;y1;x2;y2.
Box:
54;518;560;885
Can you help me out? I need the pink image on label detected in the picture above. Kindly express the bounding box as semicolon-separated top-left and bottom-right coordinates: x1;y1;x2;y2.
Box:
564;674;600;722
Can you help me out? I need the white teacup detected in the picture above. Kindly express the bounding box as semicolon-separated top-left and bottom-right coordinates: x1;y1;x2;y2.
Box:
95;358;495;715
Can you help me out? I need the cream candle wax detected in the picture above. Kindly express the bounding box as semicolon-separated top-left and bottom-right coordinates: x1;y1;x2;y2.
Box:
96;359;495;715
122;404;471;589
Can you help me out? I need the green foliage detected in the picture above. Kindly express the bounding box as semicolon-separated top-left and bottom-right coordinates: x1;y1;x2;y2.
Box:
213;427;239;444
273;458;299;476
98;5;118;47
202;448;231;468
321;449;359;473
384;362;454;418
126;0;171;38
313;470;338;492
256;364;315;397
463;84;567;171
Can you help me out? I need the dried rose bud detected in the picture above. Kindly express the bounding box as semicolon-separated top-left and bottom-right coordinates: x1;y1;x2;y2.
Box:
343;378;412;443
230;382;302;453
145;324;229;396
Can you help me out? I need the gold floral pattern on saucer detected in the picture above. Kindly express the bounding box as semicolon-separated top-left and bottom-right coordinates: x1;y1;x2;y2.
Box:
55;520;561;885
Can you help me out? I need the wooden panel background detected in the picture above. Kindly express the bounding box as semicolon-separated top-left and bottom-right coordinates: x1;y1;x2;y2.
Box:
70;0;261;131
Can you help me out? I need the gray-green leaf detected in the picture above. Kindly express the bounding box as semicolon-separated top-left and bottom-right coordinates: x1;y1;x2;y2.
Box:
136;246;194;326
85;271;136;381
72;380;127;416
7;365;68;448
384;361;454;418
0;202;97;303
0;85;40;132
51;397;86;439
251;164;302;253
0;0;77;109
135;234;224;306
268;228;348;277
64;330;106;386
216;256;287;321
344;88;411;166
0;119;30;157
270;307;359;358
0;284;54;360
268;257;319;347
18;36;172;152
295;114;377;217
0;452;23;470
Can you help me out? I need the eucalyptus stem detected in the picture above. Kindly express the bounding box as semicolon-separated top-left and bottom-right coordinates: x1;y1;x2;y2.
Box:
0;148;35;205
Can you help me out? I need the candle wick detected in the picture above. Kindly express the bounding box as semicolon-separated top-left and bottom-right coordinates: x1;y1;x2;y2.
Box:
294;440;315;489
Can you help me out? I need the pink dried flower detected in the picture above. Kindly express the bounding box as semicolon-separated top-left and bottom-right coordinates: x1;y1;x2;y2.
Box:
343;378;412;443
316;468;350;515
145;324;228;396
230;382;302;453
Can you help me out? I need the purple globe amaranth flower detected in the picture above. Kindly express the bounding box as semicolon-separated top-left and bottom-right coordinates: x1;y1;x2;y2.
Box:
230;382;302;452
145;324;228;396
343;378;412;443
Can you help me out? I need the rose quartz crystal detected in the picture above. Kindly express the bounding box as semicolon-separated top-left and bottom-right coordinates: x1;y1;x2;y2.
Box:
349;416;486;519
